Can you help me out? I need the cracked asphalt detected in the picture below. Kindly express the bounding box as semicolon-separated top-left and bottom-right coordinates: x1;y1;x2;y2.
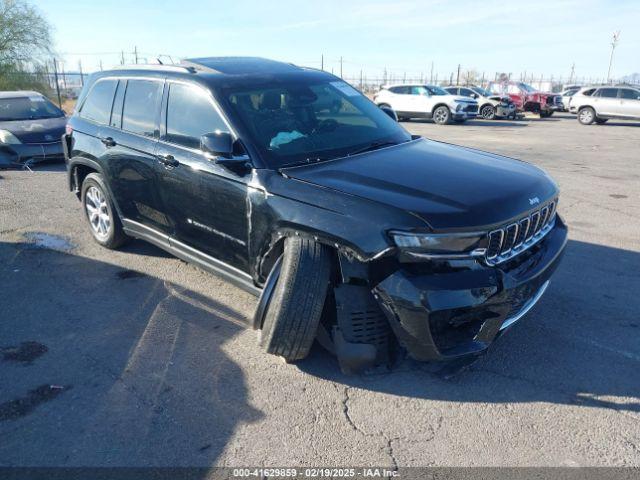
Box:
0;113;639;467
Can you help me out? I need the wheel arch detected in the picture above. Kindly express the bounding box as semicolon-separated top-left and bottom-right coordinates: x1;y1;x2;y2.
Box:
431;102;450;114
68;157;104;198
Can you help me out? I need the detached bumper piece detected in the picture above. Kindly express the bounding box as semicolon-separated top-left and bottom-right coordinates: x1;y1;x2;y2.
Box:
373;217;568;363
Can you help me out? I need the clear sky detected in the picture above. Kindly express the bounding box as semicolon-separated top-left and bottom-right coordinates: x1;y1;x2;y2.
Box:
36;0;639;81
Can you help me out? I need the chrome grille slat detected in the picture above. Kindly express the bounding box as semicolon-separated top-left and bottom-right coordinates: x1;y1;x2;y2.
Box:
484;199;558;266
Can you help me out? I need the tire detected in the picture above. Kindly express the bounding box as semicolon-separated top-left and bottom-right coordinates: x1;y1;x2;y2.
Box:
578;107;596;125
480;104;496;120
595;118;608;124
540;111;552;118
81;173;129;249
433;106;451;125
258;237;332;362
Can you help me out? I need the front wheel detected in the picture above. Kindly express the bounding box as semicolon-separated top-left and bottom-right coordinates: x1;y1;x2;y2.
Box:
433;106;451;125
480;104;496;120
81;173;129;249
578;107;596;125
257;237;332;362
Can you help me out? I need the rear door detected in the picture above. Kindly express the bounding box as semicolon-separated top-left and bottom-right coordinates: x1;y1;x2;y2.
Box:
104;78;169;234
618;88;640;118
594;88;619;116
387;86;411;113
155;81;251;272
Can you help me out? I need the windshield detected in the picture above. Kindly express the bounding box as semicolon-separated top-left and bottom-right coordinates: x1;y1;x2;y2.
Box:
472;87;493;97
426;85;448;96
0;95;64;121
519;83;538;93
221;79;411;168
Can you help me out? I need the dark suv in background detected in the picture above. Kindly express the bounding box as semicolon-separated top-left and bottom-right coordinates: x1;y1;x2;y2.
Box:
64;57;567;373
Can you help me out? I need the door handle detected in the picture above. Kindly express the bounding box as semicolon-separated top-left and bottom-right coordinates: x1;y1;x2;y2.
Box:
100;136;116;147
158;154;179;167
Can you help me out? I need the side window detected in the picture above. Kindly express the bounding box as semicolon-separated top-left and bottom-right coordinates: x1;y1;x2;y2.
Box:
166;83;227;149
110;80;125;128
389;86;409;95
459;88;474;97
122;80;162;137
619;89;640;100
598;88;618;98
507;84;520;95
582;88;596;97
410;86;428;96
79;79;117;125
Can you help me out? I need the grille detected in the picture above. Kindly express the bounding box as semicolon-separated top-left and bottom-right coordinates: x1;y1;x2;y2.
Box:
486;199;557;265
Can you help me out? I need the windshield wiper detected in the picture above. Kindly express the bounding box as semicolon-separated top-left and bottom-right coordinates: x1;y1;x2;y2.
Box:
279;156;330;169
347;140;400;157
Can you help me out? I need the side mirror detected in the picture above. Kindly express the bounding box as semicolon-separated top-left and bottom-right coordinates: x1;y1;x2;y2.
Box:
380;106;398;122
200;131;234;158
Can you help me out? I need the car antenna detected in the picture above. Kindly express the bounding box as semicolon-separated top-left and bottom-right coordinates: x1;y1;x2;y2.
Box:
157;58;164;65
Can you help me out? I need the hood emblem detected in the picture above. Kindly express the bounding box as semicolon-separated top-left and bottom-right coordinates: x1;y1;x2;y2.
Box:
529;197;540;205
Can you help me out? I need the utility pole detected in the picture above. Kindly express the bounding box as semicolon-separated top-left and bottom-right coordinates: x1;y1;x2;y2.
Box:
121;50;125;65
568;63;575;84
456;64;461;85
52;58;62;108
99;60;103;71
321;54;324;71
339;56;343;78
78;59;84;86
134;46;139;64
359;69;363;90
607;31;621;83
430;61;434;83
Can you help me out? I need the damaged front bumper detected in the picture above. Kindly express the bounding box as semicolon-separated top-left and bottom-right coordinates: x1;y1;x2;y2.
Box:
0;141;64;168
373;217;568;362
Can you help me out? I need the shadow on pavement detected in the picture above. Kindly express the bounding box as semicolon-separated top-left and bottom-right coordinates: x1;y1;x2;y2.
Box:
300;239;640;413
0;241;262;467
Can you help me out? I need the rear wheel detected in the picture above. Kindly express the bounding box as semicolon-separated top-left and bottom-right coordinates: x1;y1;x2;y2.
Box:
480;104;496;120
81;173;128;249
257;237;332;362
433;106;451;125
578;107;596;125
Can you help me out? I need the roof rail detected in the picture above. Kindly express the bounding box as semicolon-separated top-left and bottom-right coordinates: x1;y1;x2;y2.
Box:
111;64;197;73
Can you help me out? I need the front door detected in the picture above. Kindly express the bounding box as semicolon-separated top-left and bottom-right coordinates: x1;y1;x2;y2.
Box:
594;87;619;116
155;81;250;272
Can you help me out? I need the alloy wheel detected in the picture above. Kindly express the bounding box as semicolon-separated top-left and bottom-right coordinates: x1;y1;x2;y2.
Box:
579;108;594;124
84;185;111;239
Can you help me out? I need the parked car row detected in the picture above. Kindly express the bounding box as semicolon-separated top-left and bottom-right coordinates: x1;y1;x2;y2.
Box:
373;81;563;124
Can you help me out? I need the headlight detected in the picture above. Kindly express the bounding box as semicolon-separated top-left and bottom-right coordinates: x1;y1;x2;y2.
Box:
455;103;463;112
0;130;22;145
390;230;486;261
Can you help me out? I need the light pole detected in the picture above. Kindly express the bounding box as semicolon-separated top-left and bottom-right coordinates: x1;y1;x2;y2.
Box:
607;31;620;83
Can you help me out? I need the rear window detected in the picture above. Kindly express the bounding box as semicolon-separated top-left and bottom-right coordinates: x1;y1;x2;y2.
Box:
582;88;596;96
80;80;117;125
122;80;162;137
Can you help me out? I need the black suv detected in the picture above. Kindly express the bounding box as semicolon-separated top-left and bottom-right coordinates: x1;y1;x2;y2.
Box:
64;57;567;373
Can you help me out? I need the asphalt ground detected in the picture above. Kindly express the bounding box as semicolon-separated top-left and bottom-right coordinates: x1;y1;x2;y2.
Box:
0;112;639;468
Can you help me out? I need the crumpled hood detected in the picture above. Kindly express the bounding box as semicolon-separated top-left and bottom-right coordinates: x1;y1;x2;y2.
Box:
283;138;558;231
0;116;66;144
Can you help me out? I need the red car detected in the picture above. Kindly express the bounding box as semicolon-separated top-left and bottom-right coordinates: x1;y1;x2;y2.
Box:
487;81;563;117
